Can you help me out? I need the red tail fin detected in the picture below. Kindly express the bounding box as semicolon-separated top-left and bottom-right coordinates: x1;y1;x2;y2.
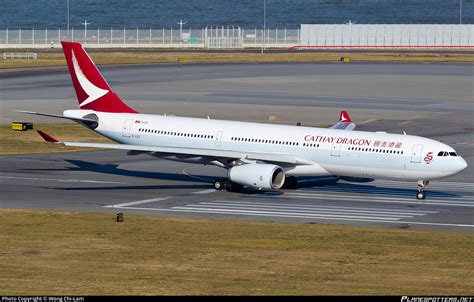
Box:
61;41;137;113
339;110;352;123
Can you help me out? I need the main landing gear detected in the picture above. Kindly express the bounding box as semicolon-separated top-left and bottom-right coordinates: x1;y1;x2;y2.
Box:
416;180;429;200
213;179;243;192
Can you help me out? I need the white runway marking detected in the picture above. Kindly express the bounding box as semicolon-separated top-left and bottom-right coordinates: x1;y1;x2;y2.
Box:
0;175;126;184
171;206;403;220
282;193;474;207
110;206;474;229
191;189;217;195
291;190;473;202
302;185;473;194
171;200;435;221
97;179;473;229
200;201;438;215
371;180;474;190
104;197;171;208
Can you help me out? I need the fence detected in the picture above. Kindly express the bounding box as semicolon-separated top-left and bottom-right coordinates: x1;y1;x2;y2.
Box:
0;27;300;49
0;25;472;49
297;24;474;49
3;52;37;59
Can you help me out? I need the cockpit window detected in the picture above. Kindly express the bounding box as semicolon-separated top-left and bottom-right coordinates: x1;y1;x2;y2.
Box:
438;151;459;157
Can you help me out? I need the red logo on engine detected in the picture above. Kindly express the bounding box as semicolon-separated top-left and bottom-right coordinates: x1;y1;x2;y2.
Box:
424;152;434;164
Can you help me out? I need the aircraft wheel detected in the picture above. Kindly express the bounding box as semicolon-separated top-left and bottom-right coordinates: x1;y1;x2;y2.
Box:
224;181;243;192
228;183;243;192
214;179;224;190
416;191;426;200
223;180;233;191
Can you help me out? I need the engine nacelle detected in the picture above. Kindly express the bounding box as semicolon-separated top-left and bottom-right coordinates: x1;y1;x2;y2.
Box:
228;163;285;190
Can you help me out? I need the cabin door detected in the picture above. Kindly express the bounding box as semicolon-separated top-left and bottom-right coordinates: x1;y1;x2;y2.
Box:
215;131;223;147
410;144;424;163
331;141;341;157
122;119;133;137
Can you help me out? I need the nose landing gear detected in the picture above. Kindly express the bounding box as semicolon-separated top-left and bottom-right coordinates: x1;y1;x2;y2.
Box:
416;180;429;200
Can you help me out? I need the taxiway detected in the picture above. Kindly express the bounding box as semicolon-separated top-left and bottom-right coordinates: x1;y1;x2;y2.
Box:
1;62;472;230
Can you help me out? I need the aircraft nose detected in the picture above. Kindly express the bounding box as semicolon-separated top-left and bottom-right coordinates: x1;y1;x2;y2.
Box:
459;157;468;172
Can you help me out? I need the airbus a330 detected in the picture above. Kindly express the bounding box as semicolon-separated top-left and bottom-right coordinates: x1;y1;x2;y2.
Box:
18;42;467;199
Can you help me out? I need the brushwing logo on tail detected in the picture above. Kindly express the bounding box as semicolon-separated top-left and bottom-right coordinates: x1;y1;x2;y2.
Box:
72;50;109;107
341;111;349;123
341;112;348;122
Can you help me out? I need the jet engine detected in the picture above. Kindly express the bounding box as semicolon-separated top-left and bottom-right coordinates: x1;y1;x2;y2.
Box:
228;163;285;190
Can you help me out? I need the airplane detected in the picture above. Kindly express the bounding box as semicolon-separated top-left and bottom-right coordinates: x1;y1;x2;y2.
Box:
18;41;467;200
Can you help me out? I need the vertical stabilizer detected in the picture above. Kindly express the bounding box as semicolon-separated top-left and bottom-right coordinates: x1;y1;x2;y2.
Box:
61;41;137;113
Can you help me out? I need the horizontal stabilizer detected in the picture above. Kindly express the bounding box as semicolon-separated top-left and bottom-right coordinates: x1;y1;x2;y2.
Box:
37;130;60;143
14;110;97;123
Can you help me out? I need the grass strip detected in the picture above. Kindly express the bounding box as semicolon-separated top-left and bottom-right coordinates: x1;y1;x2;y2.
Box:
1;51;473;69
0;123;111;155
0;208;472;295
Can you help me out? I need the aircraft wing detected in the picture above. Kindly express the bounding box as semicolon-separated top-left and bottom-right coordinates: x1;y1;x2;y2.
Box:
330;110;356;130
37;130;314;166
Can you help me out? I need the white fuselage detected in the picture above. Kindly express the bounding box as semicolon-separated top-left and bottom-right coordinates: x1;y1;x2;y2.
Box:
65;110;467;181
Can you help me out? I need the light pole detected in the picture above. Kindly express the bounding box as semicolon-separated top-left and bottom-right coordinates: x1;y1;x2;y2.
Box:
177;19;186;38
67;0;70;35
460;0;462;24
81;20;91;44
261;0;266;54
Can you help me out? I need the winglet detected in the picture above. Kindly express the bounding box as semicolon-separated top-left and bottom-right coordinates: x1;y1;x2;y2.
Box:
339;111;352;123
330;110;356;130
37;130;60;143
